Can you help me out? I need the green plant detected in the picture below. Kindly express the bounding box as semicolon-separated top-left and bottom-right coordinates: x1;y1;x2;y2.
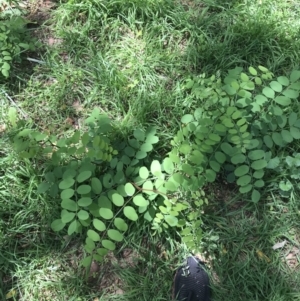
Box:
0;16;35;78
9;66;300;268
179;66;300;203
8;102;207;265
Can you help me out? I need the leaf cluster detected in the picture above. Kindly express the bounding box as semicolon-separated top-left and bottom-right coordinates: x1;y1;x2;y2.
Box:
181;66;300;202
9;66;300;265
0;16;35;78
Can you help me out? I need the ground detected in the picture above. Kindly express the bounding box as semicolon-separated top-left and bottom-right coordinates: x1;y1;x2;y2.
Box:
1;0;300;300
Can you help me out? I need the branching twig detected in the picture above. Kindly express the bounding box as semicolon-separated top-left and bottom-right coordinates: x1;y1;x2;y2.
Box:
27;57;46;65
2;90;28;119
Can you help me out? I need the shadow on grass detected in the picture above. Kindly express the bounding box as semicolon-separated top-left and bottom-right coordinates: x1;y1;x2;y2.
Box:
202;185;300;301
184;1;300;75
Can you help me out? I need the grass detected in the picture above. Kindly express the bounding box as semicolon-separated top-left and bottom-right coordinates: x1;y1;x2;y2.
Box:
1;0;300;300
203;192;300;300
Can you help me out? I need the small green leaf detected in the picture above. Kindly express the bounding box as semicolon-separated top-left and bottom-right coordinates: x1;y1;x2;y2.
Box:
78;210;89;220
263;135;273;148
181;114;194;123
150;160;161;176
279;181;293;191
99;208;113;220
68;220;78;235
269;81;282;92
37;182;51;194
289;112;298;126
2;62;10;70
133;129;145;141
139;166;149;179
140;142;153;152
255;95;268;105
93;219;106;231
239;184;252;193
136;151;147;159
234;165;249;177
205;169;216;182
255;77;262;85
85;237;95;251
258;65;269;72
251;189;261;203
262;87;275;98
248;66;257;75
215;151;226;164
114;218;128;232
61;188;75;199
248;150;265;160
254;180;264;188
251;159;267;170
290;70;300;82
282;130;293;143
61;210;75;223
165;215;178;227
63;169;77;179
61;199;78;211
282;89;299;99
237;175;251;186
87;229;100;241
277;76;289;86
179;143;191;155
8;107;17;126
91;177;102;194
209;160;220;172
272;132;284;146
81;256;92;267
165;180;177;191
274;96;291;106
1;69;9;77
266;157;280;169
240;72;249;81
77;170;92;183
173;173;184;184
163;158;174;174
124;206;138;221
107;229;123;242
51;219;65;231
78;197;92;207
277;115;287;128
98;196;112;209
133;195;149;207
77;185;91;194
125;183;135;196
253;170;264;179
221;143;233;155
59;178;75;189
215;124;227;132
111;193;124;207
290;127;300;139
231;154;246;164
97;248;109;256
125;146;135;157
102;239;116;250
145;135;159;144
209;133;221;142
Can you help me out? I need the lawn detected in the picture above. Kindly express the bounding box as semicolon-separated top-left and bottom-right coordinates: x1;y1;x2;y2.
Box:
1;0;300;300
